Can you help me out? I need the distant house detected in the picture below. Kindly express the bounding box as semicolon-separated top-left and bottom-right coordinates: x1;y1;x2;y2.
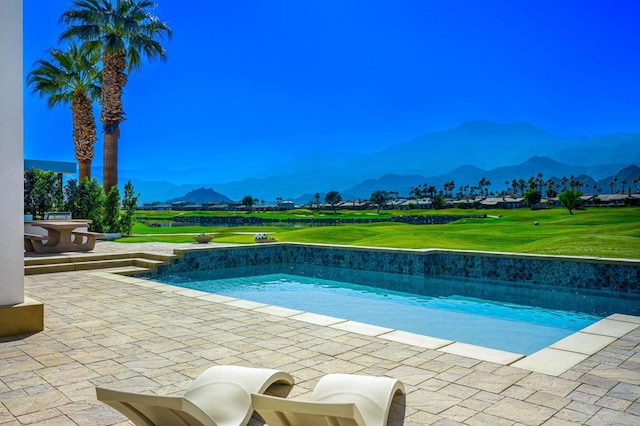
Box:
593;194;629;206
387;198;405;209
183;203;203;211
479;197;525;209
337;200;369;210
453;199;478;209
142;201;161;210
277;200;295;210
398;198;432;210
202;202;228;211
170;201;189;209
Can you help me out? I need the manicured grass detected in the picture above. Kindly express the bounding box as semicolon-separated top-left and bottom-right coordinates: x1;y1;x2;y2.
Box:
121;207;640;259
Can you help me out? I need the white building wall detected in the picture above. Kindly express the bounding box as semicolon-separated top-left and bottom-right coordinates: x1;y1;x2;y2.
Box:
0;0;25;305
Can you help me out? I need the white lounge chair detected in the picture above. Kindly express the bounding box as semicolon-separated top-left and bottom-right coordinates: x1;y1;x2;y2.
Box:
251;373;405;426
96;365;294;426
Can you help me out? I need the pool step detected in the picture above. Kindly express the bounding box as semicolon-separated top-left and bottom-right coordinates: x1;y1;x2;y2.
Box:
24;252;175;276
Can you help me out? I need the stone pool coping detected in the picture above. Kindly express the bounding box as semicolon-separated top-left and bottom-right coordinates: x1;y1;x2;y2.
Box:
96;270;640;376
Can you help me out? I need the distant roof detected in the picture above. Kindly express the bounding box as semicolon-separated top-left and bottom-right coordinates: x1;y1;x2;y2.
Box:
24;159;76;174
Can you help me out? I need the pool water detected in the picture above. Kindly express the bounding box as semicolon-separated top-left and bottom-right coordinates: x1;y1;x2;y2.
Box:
152;264;614;355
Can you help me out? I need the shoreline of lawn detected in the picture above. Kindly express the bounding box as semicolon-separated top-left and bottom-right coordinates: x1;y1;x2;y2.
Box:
120;207;640;260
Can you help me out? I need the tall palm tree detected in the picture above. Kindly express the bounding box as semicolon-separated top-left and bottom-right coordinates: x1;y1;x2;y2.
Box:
60;0;172;193
27;43;101;181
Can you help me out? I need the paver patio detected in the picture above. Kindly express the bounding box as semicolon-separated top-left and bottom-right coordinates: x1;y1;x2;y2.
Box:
2;242;639;425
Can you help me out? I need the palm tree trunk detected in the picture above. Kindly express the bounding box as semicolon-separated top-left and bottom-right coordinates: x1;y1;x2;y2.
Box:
101;51;127;193
72;90;97;182
78;159;92;181
103;126;119;192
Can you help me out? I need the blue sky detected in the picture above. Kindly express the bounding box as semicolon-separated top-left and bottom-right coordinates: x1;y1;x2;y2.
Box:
23;0;640;182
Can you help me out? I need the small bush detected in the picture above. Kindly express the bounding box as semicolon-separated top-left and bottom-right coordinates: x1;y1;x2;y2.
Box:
64;178;105;232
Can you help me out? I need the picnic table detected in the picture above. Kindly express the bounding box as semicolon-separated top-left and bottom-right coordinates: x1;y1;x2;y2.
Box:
24;220;103;254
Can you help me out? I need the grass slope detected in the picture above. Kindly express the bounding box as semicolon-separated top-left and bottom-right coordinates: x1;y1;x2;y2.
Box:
125;208;640;259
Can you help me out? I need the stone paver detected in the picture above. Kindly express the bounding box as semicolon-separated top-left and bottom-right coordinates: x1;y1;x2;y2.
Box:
3;242;640;425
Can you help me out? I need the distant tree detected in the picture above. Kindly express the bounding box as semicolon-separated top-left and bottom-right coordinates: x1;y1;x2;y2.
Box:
517;179;526;196
241;195;257;212
314;192;321;210
536;173;545;194
409;184;423;199
426;185;437;201
558;189;582;215
524;188;542;208
388;190;398;209
478;177;491;197
443;180;455;198
432;194;447;209
119;181;139;235
370;190;390;214
325;191;342;213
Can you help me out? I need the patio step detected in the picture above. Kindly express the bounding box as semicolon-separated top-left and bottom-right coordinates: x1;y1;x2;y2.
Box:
24;252;175;276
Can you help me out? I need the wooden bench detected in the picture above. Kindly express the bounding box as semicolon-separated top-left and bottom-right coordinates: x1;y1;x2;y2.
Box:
24;233;47;252
71;231;104;250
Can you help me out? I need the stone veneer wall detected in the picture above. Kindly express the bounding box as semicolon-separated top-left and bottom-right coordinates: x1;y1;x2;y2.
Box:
153;243;640;295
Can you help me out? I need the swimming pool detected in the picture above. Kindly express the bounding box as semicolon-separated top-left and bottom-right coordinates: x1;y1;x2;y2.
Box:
150;263;621;355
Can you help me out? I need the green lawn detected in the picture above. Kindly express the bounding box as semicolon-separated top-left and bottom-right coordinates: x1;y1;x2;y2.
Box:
121;207;640;259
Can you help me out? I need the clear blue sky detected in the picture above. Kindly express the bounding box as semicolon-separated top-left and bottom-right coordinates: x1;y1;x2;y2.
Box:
23;0;640;182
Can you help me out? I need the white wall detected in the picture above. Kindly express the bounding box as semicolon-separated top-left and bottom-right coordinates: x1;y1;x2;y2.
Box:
0;0;25;305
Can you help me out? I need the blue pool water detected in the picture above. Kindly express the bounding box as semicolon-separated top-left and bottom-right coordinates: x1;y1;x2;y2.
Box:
151;264;615;355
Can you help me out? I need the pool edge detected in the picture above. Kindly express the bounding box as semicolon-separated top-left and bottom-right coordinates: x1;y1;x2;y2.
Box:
94;271;640;376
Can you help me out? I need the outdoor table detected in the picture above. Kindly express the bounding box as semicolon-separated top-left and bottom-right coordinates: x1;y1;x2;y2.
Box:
26;220;97;254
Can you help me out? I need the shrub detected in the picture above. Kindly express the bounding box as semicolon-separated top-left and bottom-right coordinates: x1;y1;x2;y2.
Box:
119;181;139;236
103;186;121;233
64;178;105;232
24;169;64;218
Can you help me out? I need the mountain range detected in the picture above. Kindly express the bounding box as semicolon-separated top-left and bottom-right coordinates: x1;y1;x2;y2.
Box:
102;121;640;203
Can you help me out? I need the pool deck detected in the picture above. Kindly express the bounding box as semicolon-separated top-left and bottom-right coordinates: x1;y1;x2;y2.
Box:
4;241;640;425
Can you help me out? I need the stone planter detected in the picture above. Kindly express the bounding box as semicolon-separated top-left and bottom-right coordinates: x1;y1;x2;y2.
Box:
193;235;213;243
101;232;122;240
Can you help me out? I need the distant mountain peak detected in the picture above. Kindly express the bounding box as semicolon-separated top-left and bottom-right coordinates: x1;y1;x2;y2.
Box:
521;156;565;166
451;121;555;138
449;164;485;174
167;187;231;203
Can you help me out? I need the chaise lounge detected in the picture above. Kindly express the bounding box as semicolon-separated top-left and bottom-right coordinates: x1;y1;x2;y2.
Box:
251;373;405;426
96;365;294;426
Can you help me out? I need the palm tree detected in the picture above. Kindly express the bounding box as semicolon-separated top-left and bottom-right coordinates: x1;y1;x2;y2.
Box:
370;190;389;214
443;180;455;198
314;192;321;210
27;43;101;181
60;0;172;193
241;195;257;212
325;191;342;214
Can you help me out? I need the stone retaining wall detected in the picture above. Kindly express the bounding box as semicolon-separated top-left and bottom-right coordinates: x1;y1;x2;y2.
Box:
170;214;485;226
